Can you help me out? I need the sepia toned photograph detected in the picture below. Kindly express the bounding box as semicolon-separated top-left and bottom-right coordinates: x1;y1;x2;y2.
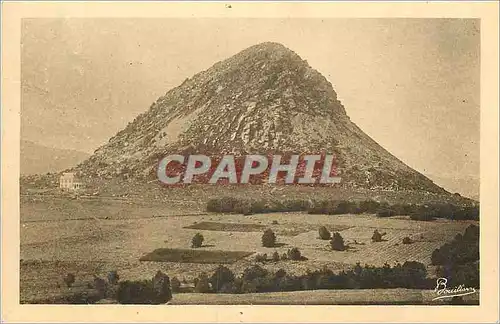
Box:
2;1;499;323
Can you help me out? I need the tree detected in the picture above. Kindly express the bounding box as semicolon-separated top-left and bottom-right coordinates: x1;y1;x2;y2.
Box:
195;273;211;293
272;251;280;262
191;233;204;248
464;224;479;241
152;270;173;303
107;270;120;285
372;229;385;242
209;265;235;292
93;276;107;299
116;271;172;304
318;226;331;240
330;232;346;251
262;229;276;247
255;253;267;263
242;265;268;281
170;277;181;293
117;280;153;304
64;273;75;287
287;247;302;261
354;262;363;276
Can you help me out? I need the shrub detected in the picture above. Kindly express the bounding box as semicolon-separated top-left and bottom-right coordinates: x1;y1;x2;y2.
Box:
117;280;155;304
234;199;253;215
371;230;385;242
194;273;211;293
219;278;243;294
307;200;337;214
359;200;381;214
249;200;268;214
262;229;276;247
308;200;364;215
191;233;204;248
376;208;396;217
93;277;107;299
431;225;479;288
392;203;418;216
400;261;428;288
464;224;479;241
107;270;119;285
454;205;479;220
209;265;235;292
170;277;181;293
330;232;346;251
281;253;288;260
402;236;413;244
152;270;172;302
335;201;361;214
287;247;303;261
206;197;240;213
318;226;331;240
275;269;287;279
409;205;437;221
431;225;479;267
242;265;268;281
255;253;267;263
271;220;278;225
272;251;280;262
436;262;479;288
354;262;363;275
282;199;310;212
64;273;75;287
117;271;172;304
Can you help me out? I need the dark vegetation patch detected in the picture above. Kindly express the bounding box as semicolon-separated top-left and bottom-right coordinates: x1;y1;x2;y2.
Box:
206;197;309;215
190;261;433;294
254;248;307;263
139;248;253;264
117;271;172;304
184;221;266;232
432;224;479;288
206;197;479;221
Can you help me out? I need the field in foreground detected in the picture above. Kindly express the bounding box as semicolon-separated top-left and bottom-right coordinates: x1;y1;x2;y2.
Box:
20;195;478;304
170;289;479;305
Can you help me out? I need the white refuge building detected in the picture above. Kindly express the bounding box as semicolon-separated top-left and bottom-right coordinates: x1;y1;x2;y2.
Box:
59;172;83;190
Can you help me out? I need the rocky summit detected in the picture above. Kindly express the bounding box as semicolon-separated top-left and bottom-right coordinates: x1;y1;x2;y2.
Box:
75;42;445;193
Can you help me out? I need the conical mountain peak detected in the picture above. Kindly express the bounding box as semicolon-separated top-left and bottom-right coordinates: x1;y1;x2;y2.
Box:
76;43;446;194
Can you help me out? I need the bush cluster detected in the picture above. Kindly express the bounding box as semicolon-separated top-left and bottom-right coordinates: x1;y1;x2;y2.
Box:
206;197;479;221
116;271;172;304
431;224;479;288
195;261;431;294
308;200;360;215
255;248;306;262
206;197;310;215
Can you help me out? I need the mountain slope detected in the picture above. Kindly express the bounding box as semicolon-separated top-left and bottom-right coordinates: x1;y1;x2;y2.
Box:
76;42;445;193
21;140;90;175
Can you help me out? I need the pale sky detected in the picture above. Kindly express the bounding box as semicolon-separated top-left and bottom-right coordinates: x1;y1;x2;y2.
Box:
21;18;480;195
